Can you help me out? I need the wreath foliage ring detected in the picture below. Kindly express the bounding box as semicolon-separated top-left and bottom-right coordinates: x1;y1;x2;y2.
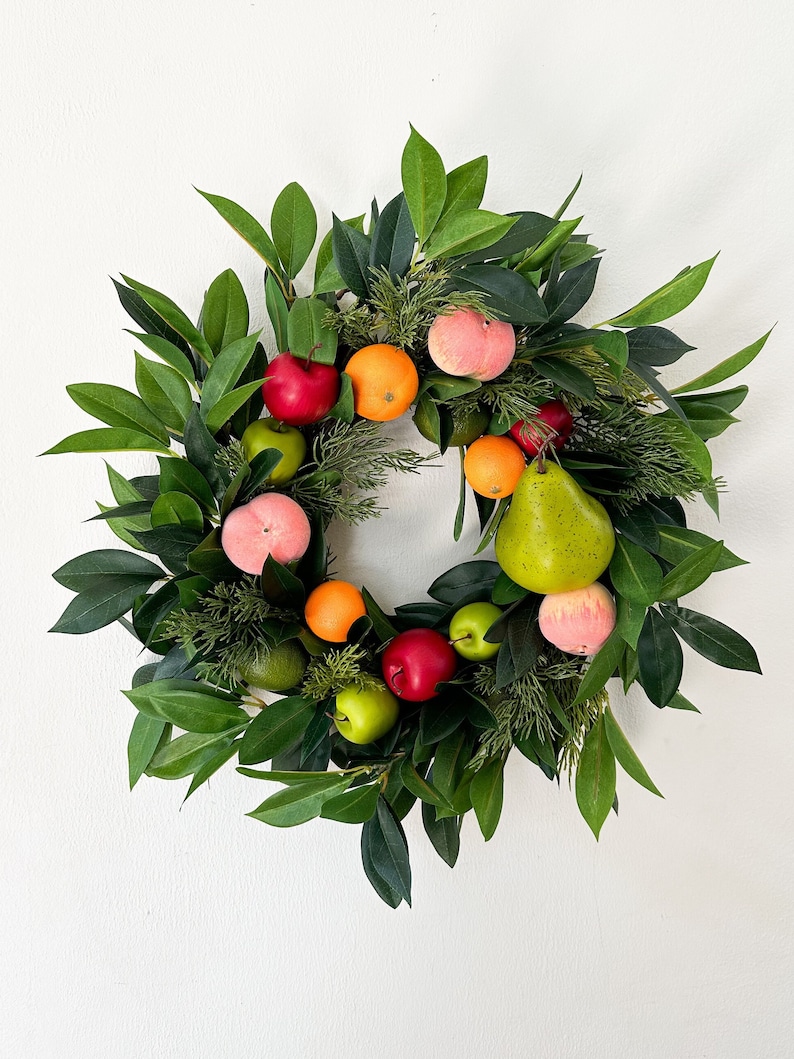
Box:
47;127;765;907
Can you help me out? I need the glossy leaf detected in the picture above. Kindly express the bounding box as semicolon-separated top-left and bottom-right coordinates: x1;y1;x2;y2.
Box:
418;697;469;745
531;356;597;400
331;215;372;300
470;756;504;841
122;274;213;365
184;740;242;801
202;269;249;356
146;728;240;781
50;576;154;634
365;797;412;905
659;603;761;673
655;525;747;570
113;279;191;354
271;181;317;279
460;211;557;265
544;258;600;328
575;712;616;839
610;535;664;606
237;695;315;765
603;704;662;797
204;380;264;435
265;271;290;353
200;333;260;416
422;800;460;867
52;549;164;591
135;354;193;434
672;327;773;394
519;216;582;272
432;728;473;800
128;713;168;789
615;594;647;651
66;383;169;443
127;331;197;386
320;782;380;824
424;209;516;261
42;427;171;456
657;540;724;601
196;189;281;276
150;491;204;531
440;155;487;220
448;264;548;325
401;760;452;810
627;326;695;367
428;560;500;606
572;630;625;706
603;255;718;328
124;679;247;733
637;608;683;707
248;774;349;827
401;124;447;247
369;191;415;280
287;297;338;364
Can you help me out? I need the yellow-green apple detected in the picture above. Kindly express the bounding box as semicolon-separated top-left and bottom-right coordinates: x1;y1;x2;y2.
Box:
509;400;574;456
221;493;311;574
261;352;340;426
381;628;457;701
241;417;307;485
333;681;400;744
538;582;616;655
448;601;503;661
427;307;516;381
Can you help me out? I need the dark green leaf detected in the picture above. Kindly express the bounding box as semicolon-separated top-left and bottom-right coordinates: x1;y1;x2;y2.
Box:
519;216;582;272
422;800;460;867
122;274;213;365
205;380;265;435
401;759;452;809
626;326;695;367
133;524;204;572
237;695;315;764
667;691;699;712
637;608;684;706
495;639;517;690
460;211;558;265
609;535;664;606
200;333;259;416
52;549;164;591
603;704;662;797
202;269;249;357
432;728;473;800
369;191;415;280
448;264;548;325
572;630;625;705
507;599;542;677
615;594;647;651
364;797;412;904
320;782;380;823
247;774;349;827
419;697;469;745
287;298;338;364
629;359;689;423
544;258;600;328
184;740;241;800
327;371;354;423
427;560;500;606
66;383;169;443
124;679;247;733
609;505;660;552
575;712;616;839
655;526;747;570
271;181;317;279
182;408;226;498
42;427;171;456
113;279;191;354
657;540;724;601
361;586;398;643
265;271;289;353
135;354;193;433
127;332;197;386
332;216;372;300
470;757;504;841
150;491;204;531
531;356;597;400
603;255;718;328
659;603;761;673
157;456;215;513
260;555;305;607
146;728;240;780
128;712;168;789
360;817;402;908
491;570;529;605
50;575;158;635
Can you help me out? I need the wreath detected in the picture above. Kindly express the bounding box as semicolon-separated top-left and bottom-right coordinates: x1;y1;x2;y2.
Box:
47;126;765;907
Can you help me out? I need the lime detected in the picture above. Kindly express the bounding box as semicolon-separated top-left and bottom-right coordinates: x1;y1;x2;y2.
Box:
238;641;308;692
414;401;489;447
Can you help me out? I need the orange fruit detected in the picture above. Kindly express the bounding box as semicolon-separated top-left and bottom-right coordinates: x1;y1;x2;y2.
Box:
304;580;367;643
344;344;419;422
463;435;526;498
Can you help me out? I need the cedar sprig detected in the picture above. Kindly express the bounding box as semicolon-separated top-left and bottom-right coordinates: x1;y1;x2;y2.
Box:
301;644;383;702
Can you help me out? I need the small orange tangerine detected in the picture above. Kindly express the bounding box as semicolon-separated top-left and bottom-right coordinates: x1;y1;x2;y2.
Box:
344;344;419;422
304;580;367;643
463;435;526;499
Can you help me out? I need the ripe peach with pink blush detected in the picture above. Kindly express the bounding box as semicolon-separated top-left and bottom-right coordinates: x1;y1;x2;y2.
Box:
221;493;311;575
538;582;617;656
427;307;516;381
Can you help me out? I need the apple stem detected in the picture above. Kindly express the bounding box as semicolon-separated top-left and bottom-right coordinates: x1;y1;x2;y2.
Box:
304;342;323;370
449;634;472;645
391;667;405;696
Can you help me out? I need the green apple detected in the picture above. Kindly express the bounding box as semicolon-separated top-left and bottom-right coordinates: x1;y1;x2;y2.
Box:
241;417;307;486
448;601;503;661
333;681;400;745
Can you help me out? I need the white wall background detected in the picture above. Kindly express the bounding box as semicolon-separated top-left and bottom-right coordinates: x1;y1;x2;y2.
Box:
3;2;793;1057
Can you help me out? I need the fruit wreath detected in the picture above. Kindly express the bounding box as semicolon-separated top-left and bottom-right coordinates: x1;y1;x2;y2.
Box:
47;127;766;907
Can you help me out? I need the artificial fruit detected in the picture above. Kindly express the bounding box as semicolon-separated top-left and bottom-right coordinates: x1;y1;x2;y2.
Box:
538;583;617;655
333;681;400;744
241;417;307;485
448;601;503;661
381;628;457;701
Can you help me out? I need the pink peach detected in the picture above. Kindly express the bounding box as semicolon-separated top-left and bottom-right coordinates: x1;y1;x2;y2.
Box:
427;307;516;381
221;493;311;574
538;582;617;656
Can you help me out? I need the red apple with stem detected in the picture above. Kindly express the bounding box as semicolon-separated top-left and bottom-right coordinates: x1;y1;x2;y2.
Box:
261;347;340;426
509;399;574;456
381;628;457;702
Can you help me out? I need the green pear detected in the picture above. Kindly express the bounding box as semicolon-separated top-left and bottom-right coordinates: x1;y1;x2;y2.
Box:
494;461;615;594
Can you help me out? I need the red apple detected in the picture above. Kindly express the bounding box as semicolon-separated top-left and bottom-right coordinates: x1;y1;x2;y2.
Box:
509;399;574;456
221;493;311;574
381;628;457;702
427;307;516;381
261;352;340;426
538;582;616;656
